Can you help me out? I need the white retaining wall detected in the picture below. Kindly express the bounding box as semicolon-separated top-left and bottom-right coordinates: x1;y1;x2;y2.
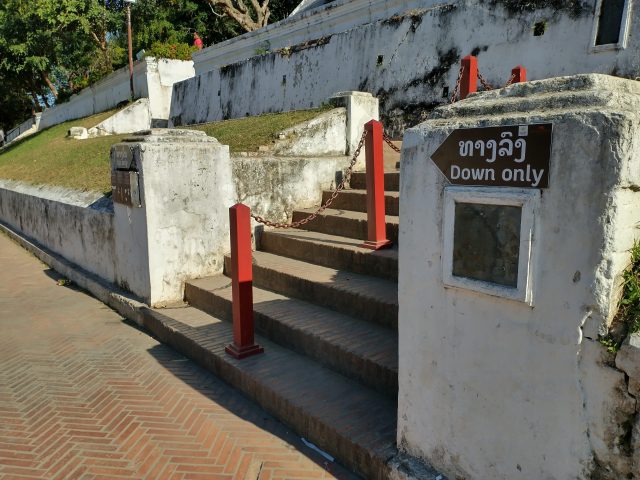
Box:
38;57;194;131
171;0;639;133
0;182;116;284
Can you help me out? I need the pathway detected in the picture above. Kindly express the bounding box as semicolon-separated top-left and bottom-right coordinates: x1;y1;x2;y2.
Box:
0;232;353;480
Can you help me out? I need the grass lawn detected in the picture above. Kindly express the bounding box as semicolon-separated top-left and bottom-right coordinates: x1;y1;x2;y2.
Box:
189;106;332;153
0;110;126;194
0;106;331;192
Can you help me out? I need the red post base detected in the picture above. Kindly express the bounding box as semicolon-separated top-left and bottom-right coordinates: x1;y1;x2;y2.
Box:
225;343;264;360
362;239;392;251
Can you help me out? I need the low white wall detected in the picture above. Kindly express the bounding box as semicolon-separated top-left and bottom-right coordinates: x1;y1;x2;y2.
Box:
5;117;36;144
171;0;639;134
39;57;193;131
88;98;151;136
232;154;348;225
398;75;640;479
0;181;116;283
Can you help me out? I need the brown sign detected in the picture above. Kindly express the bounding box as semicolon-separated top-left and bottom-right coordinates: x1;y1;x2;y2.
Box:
430;123;553;188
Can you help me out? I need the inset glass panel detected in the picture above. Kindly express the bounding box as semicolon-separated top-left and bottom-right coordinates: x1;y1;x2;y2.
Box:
595;0;626;45
452;202;522;288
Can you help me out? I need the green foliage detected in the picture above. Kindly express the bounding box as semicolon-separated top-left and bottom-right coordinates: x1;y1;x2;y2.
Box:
146;42;197;60
0;0;302;133
600;241;640;352
620;241;640;334
189;106;333;153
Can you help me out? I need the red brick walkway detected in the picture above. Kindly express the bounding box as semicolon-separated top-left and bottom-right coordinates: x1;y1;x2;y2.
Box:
0;233;353;480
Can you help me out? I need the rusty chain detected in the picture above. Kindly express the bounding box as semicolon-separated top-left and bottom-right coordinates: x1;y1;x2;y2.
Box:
250;129;368;229
477;71;494;91
450;68;518;103
383;132;401;153
503;73;517;88
450;65;465;104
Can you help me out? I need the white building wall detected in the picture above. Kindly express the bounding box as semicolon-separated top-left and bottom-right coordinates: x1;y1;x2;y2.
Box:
171;0;639;133
38;57;194;131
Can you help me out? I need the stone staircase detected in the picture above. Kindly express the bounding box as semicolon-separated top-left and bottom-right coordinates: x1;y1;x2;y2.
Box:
141;144;408;479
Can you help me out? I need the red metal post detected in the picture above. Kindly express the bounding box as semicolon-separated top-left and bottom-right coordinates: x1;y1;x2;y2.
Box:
460;55;478;100
225;203;264;360
511;65;527;83
362;120;392;251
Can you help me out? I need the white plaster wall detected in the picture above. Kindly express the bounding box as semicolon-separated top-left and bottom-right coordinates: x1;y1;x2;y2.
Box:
397;75;640;479
38;58;193;131
87;98;151;136
232;154;348;224
0;181;116;283
192;0;437;75
112;130;236;306
269;108;346;156
171;0;639;133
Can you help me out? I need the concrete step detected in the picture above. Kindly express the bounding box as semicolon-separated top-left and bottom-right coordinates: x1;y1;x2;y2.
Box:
260;229;398;280
292;208;399;243
185;275;398;397
350;170;399;191
224;251;398;329
141;305;398;480
322;189;400;216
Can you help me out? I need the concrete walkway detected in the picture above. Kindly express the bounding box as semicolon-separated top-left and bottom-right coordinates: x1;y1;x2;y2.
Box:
0;232;353;480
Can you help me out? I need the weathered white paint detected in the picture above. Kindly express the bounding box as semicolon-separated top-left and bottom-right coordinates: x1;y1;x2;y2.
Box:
269;108;346;156
38;57;193;132
192;0;438;75
86;98;151;137
111;129;236;306
232;154;349;226
172;0;639;134
398;74;640;479
0;180;116;283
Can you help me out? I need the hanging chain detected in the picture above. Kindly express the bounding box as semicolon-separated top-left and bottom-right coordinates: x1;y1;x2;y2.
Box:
450;65;465;103
477;71;494;91
383;132;401;153
250;129;368;229
503;73;517;88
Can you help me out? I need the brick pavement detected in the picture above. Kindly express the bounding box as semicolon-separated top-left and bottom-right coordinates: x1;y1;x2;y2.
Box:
0;232;354;480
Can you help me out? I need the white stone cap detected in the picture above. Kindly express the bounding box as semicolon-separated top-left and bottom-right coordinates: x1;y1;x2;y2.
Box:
121;128;221;144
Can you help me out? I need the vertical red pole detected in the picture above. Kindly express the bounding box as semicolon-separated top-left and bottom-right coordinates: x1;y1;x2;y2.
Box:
460;55;478;100
225;204;264;360
511;65;527;83
362;120;392;251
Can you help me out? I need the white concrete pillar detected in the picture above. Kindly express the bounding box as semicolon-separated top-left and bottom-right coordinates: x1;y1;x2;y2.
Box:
111;129;236;307
330;91;379;169
398;74;640;479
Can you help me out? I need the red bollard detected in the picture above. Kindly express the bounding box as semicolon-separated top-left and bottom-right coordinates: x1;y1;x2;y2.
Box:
460;55;478;100
362;120;392;251
511;65;527;83
225;203;264;360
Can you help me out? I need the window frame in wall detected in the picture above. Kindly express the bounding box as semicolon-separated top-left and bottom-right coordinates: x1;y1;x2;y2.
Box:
590;0;633;52
442;187;540;306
